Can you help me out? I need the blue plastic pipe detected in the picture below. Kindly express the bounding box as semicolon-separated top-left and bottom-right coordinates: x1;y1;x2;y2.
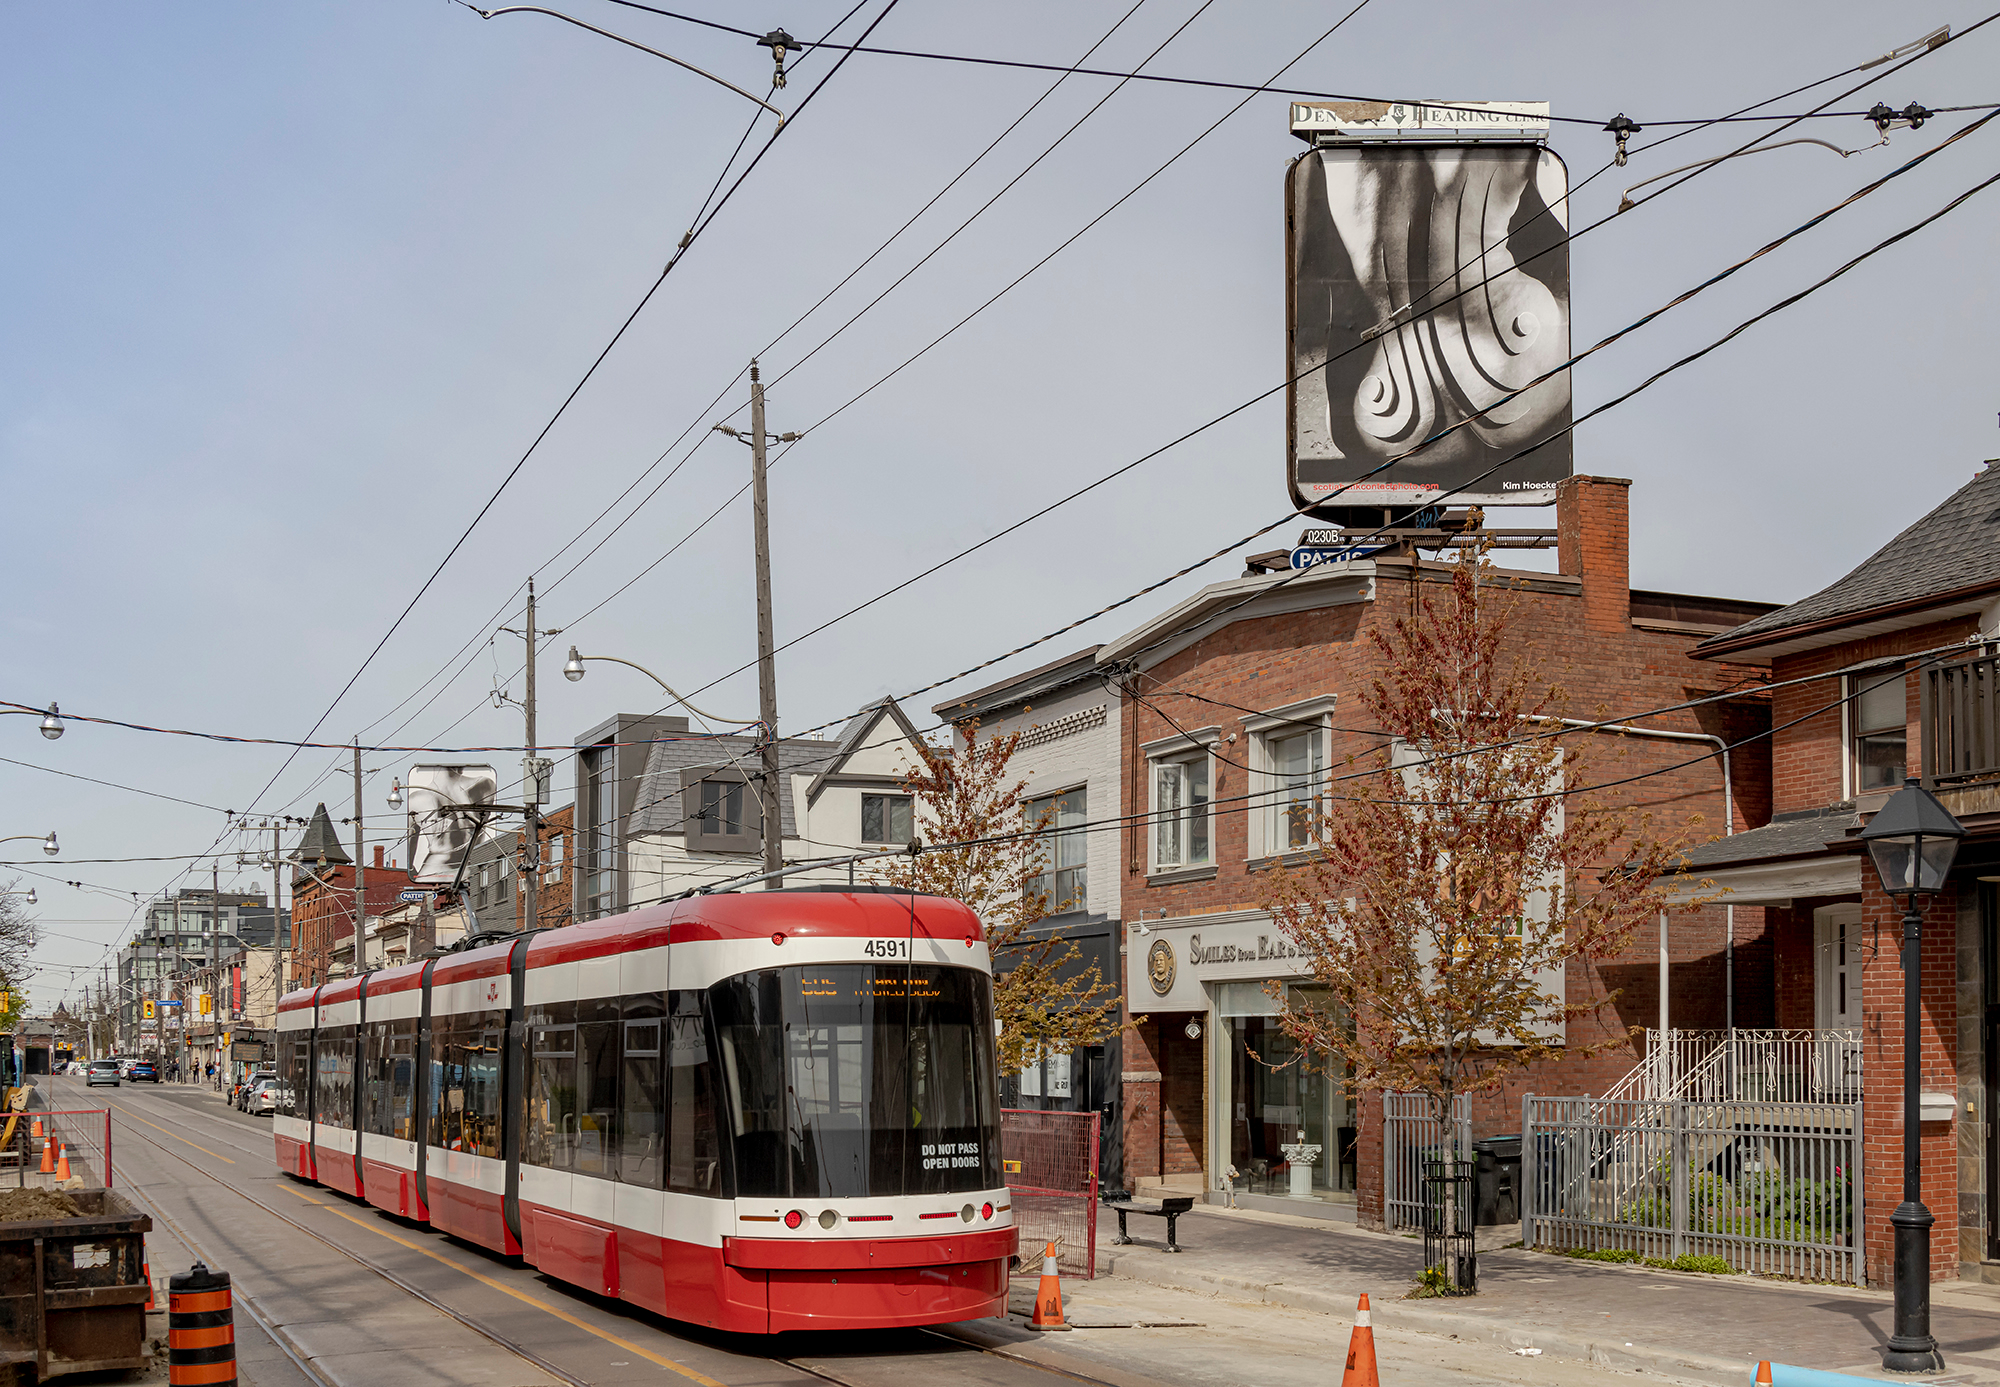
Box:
1759;1365;1896;1386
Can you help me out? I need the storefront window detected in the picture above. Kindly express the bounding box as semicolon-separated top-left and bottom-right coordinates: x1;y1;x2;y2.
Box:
1218;983;1355;1204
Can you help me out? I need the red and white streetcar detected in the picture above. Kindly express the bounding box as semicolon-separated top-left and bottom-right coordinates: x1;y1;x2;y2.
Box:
273;885;1014;1332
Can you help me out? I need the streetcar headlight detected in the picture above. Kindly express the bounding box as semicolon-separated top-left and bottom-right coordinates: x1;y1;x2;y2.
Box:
784;1209;804;1229
981;1202;994;1220
960;1203;975;1223
818;1209;838;1230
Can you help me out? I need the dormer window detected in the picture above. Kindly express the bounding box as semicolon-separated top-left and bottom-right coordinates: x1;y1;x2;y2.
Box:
681;767;763;855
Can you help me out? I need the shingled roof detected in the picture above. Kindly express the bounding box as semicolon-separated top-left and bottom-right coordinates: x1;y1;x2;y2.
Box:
1697;462;2000;658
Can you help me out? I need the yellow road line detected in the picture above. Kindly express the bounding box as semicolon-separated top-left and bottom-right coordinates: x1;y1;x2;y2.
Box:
107;1098;236;1164
277;1185;728;1387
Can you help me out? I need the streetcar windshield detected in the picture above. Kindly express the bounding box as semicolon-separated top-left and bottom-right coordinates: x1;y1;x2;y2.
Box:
709;964;1000;1199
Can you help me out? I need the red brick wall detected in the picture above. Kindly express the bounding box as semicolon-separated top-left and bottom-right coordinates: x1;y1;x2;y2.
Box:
1124;1016;1163;1183
1860;877;1960;1286
1766;618;1977;814
289;869;406;988
1115;476;1776;1210
1161;1022;1206;1176
516;803;577;931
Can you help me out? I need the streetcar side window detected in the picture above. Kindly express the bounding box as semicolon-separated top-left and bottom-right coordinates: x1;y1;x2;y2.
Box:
362;1020;393;1136
620;996;665;1188
314;1024;355;1131
525;1002;577;1171
388;1019;418;1141
668;989;723;1197
280;1028;310;1120
465;1009;506;1160
431;1011;462;1152
576;997;619;1178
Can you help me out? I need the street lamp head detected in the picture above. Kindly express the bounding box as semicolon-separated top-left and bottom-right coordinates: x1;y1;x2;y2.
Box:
22;888;34;906
1861;776;1967;899
42;832;58;858
563;646;586;682
39;703;63;740
387;778;404;811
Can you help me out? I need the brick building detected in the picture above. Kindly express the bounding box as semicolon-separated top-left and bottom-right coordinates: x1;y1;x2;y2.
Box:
287;803;409;987
1096;476;1777;1221
1684;461;2000;1285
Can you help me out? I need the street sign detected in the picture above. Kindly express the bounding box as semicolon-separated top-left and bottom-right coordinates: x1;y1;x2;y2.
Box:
1290;544;1385;570
398;889;429;904
158;998;183;1009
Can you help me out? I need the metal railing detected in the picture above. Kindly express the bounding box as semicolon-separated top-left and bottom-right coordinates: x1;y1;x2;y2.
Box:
1926;644;2000;786
1382;1092;1471;1234
1603;1030;1861;1105
1522;1094;1861;1284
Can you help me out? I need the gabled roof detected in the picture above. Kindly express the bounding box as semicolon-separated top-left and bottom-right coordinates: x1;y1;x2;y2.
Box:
292;803;350;869
805;697;930;808
1697;462;2000;659
932;647;1102;724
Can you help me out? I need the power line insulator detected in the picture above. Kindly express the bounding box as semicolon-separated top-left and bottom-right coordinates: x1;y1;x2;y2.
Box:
758;28;803;89
1868;102;1898;132
1900;101;1933;129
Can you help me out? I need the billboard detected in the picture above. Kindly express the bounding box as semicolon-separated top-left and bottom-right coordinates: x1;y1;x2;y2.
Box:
404;763;498;886
1287;141;1572;511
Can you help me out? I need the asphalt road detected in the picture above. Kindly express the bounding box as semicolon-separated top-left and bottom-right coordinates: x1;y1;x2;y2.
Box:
57;1074;1695;1387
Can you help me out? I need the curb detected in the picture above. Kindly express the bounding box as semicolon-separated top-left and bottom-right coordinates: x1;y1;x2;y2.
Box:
1096;1249;1756;1387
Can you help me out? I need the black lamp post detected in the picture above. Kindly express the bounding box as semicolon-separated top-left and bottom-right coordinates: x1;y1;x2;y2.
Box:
1860;775;1966;1374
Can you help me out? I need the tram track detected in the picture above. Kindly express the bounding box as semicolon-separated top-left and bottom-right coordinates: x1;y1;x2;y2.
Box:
82;1081;1118;1387
77;1083;590;1387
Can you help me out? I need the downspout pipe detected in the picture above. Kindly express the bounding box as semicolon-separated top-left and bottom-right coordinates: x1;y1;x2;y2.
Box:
1536;717;1734;1036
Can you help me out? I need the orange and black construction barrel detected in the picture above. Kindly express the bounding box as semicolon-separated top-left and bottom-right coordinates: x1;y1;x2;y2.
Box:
167;1262;236;1387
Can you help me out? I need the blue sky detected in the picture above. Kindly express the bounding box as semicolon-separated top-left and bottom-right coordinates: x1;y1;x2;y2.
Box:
5;1;1996;1008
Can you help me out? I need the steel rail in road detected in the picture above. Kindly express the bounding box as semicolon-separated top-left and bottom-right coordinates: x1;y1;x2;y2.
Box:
71;1080;1119;1387
83;1084;589;1387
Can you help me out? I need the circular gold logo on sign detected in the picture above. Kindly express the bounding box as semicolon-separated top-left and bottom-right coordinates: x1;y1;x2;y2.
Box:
1147;938;1176;996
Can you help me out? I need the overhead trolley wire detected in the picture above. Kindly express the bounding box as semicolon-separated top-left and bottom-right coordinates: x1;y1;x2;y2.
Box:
238;0;904;822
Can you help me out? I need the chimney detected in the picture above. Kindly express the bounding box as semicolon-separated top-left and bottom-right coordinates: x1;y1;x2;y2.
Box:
1556;476;1632;635
373;845;385;870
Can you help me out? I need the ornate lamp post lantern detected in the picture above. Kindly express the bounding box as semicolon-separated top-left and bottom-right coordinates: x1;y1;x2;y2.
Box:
1860;776;1966;1374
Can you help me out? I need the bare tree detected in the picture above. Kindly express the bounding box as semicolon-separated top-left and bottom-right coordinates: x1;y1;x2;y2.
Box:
0;880;34;1033
877;725;1121;1077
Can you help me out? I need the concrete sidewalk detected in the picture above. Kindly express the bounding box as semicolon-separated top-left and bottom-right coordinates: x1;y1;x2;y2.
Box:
1090;1202;2000;1385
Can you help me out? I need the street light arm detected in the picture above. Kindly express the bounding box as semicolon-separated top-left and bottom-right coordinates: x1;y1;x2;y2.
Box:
566;652;762;726
470;6;785;122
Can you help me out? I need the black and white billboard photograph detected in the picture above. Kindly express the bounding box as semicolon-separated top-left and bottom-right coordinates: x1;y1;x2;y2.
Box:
1289;143;1573;510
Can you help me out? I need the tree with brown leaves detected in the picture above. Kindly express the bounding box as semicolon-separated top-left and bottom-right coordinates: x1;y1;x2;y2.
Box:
1259;549;1691;1151
877;726;1121;1076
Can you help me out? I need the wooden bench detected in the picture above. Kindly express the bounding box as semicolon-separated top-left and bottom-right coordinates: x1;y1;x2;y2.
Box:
1107;1196;1194;1253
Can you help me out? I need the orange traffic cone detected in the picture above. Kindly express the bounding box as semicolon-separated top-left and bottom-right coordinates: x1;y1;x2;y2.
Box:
55;1144;70;1181
1340;1293;1379;1387
1754;1366;1773;1385
39;1138;53;1175
31;1117;42;1140
1027;1240;1069;1331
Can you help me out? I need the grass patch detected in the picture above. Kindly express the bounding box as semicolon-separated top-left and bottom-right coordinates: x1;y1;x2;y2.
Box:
1405;1264;1474;1298
1556;1247;1737;1275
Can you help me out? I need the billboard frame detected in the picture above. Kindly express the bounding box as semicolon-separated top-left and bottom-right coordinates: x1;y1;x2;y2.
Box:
1284;119;1572;519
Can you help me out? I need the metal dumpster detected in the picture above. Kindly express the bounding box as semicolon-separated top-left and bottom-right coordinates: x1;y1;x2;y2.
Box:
0;1188;153;1380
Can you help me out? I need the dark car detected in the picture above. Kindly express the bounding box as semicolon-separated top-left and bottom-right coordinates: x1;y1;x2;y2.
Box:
86;1059;120;1087
127;1060;160;1082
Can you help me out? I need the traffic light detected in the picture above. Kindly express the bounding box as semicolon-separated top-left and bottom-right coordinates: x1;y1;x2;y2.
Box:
142;998;156;1020
198;993;212;1017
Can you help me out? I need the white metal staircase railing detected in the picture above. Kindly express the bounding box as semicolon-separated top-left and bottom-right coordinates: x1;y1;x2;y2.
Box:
1551;1030;1862;1216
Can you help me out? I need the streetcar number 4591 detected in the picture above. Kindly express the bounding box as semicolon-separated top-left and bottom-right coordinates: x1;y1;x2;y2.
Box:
862;938;910;959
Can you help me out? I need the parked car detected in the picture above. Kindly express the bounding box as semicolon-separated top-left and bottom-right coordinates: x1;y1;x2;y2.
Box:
245;1077;279;1116
127;1060;159;1083
235;1072;275;1111
86;1059;120;1087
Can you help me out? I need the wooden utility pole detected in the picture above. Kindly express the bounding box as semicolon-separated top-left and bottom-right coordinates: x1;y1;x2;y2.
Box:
750;361;782;879
353;739;366;971
524;579;541;933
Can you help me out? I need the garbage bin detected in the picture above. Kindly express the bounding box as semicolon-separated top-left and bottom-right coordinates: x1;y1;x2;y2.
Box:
1473;1133;1522;1226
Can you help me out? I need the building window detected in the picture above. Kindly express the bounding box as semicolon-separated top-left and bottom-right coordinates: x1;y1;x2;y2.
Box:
1152;753;1211;871
681;767;762;855
1850;672;1907;794
546;834;564;885
861;793;913;845
1024;788;1087;911
1261;725;1325;855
